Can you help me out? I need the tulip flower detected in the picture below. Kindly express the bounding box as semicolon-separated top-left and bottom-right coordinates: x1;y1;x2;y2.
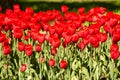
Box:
59;60;67;69
48;59;56;67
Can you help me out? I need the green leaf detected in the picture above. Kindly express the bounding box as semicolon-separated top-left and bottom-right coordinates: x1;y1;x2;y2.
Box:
71;75;78;80
93;60;97;69
94;66;100;80
8;69;13;77
71;59;80;70
82;67;90;80
55;69;65;78
43;63;47;71
108;61;115;80
26;76;32;80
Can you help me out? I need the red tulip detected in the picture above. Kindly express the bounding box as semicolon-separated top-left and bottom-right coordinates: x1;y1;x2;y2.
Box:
48;27;56;35
31;31;39;41
51;47;57;56
31;23;41;31
78;29;88;38
18;42;25;52
41;22;50;31
48;59;56;67
78;7;85;14
92;41;99;48
62;40;69;48
35;44;41;52
39;57;44;63
89;24;100;34
4;25;11;31
24;36;29;41
45;35;50;41
13;4;20;13
2;38;9;47
13;4;20;10
27;30;31;37
56;14;64;21
51;38;60;48
89;36;99;46
46;10;53;16
20;64;27;72
98;33;108;42
25;44;33;57
5;9;13;16
66;26;76;35
13;30;23;39
88;28;95;35
78;40;86;50
0;33;6;42
59;60;67;69
49;34;60;48
111;51;119;60
12;24;21;31
71;34;79;43
3;17;11;25
25;49;32;57
92;15;100;22
25;7;34;14
110;44;119;52
107;11;114;18
0;26;2;31
112;32;120;43
62;34;72;43
99;7;106;14
3;45;11;55
55;26;63;35
112;25;120;33
109;18;118;27
103;23;112;34
37;34;45;44
97;17;106;26
20;21;28;30
61;5;69;13
53;9;60;18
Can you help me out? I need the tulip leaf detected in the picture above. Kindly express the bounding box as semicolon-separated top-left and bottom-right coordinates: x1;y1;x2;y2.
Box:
55;69;65;78
82;67;90;80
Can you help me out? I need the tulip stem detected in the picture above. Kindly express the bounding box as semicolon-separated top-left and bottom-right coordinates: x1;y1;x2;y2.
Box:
27;56;31;75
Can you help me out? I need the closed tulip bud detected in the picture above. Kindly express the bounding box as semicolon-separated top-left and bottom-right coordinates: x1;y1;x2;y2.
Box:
25;44;33;57
59;60;67;69
51;47;57;56
3;45;11;55
111;51;119;60
48;59;56;67
61;5;69;13
18;42;25;52
20;64;27;72
35;44;41;52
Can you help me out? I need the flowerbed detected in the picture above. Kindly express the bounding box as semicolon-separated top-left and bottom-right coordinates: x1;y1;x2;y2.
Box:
0;4;120;80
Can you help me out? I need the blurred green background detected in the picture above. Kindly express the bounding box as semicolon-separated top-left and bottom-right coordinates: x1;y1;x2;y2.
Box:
0;0;120;12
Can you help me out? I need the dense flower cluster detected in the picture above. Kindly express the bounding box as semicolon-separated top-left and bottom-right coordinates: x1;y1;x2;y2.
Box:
0;4;120;70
